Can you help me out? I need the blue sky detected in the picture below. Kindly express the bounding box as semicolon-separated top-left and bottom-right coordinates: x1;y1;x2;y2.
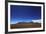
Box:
10;5;41;24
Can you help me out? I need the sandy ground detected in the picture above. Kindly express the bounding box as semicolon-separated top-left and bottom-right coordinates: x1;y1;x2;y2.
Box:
10;23;41;29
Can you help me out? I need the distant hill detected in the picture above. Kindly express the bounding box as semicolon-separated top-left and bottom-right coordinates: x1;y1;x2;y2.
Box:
16;22;41;24
15;19;41;24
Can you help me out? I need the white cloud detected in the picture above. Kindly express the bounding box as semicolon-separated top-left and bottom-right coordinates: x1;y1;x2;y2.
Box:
32;19;41;23
11;21;18;24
